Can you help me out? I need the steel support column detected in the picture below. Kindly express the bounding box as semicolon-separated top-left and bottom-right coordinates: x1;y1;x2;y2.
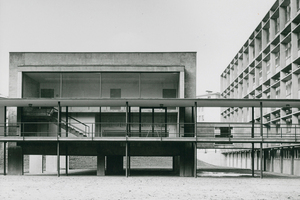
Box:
194;142;197;178
194;102;197;138
126;102;128;137
251;106;254;177
260;102;263;179
3;106;6;175
57;141;60;177
125;102;129;177
194;102;197;178
65;106;68;175
139;107;141;137
126;142;128;177
65;145;68;176
58;102;61;137
3;142;6;175
66;106;68;137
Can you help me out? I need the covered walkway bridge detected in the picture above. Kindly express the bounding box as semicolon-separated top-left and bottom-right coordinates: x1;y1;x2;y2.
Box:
0;98;300;178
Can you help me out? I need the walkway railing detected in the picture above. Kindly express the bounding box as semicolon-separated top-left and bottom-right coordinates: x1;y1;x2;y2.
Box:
1;122;300;142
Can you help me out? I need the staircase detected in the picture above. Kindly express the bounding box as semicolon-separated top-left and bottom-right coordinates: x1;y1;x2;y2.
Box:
22;107;88;137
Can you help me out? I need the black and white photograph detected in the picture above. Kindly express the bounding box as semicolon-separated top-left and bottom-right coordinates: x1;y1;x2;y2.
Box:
1;0;300;199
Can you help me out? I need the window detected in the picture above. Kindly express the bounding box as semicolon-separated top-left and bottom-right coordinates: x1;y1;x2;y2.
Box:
285;42;291;60
259;68;262;84
266;28;270;44
41;89;54;98
162;89;177;98
298;32;300;50
275;87;280;99
275;52;280;68
285;5;291;24
266;60;270;78
275;17;280;34
286;80;292;98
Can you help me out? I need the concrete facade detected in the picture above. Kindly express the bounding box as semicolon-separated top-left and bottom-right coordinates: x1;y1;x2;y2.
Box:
220;0;300;176
6;52;197;177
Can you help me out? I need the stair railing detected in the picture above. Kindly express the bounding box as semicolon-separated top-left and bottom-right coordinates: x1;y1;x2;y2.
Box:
52;108;89;137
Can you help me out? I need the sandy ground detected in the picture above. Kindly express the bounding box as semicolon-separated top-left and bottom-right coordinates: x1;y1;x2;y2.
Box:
1;172;300;200
0;160;300;199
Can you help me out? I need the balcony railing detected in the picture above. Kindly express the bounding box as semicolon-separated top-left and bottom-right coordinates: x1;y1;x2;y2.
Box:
1;122;300;142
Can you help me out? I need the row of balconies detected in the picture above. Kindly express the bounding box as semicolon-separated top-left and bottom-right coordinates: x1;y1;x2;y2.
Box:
221;106;300;125
221;60;300;99
221;1;300;91
221;38;300;94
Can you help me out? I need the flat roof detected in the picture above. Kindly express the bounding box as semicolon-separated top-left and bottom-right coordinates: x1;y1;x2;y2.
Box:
0;98;299;108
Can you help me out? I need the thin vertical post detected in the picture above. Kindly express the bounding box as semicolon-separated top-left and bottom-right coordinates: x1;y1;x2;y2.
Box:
66;106;68;137
260;102;263;179
125;142;128;177
99;107;101;137
58;102;61;137
3;106;6;175
66;144;68;176
291;147;294;175
152;108;154;135
194;142;197;178
251;106;254;177
126;102;128;137
165;107;167;135
128;143;131;176
128;106;131;133
57;141;60;177
3;142;6;175
194;102;197;139
139;107;141;137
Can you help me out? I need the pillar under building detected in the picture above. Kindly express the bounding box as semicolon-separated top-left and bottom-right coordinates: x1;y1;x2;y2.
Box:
7;146;23;175
106;156;123;175
97;155;105;176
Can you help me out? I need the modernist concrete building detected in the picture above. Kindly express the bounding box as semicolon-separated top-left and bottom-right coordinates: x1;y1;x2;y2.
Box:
220;0;300;175
4;52;198;176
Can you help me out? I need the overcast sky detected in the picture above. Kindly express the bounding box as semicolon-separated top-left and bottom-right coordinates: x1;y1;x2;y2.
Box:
0;0;276;97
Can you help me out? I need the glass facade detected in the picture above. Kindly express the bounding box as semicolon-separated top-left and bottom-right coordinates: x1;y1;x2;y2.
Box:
23;72;179;99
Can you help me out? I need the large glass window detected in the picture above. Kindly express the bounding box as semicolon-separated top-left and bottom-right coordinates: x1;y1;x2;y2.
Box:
23;73;60;98
101;73;139;98
140;73;179;98
23;72;179;99
62;73;100;98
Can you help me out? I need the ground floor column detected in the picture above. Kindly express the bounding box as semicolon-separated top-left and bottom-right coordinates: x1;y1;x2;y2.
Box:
3;142;6;175
97;155;105;176
173;156;180;174
106;156;123;175
180;143;195;177
7;145;23;175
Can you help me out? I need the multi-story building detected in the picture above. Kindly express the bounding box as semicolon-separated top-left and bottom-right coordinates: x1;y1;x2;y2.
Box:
5;52;197;176
220;0;300;175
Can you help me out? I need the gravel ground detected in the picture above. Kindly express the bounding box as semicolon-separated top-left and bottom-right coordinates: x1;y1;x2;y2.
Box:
0;160;299;199
0;175;300;200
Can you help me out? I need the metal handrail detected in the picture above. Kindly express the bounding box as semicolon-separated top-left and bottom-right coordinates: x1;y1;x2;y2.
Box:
52;107;88;136
0;122;300;140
